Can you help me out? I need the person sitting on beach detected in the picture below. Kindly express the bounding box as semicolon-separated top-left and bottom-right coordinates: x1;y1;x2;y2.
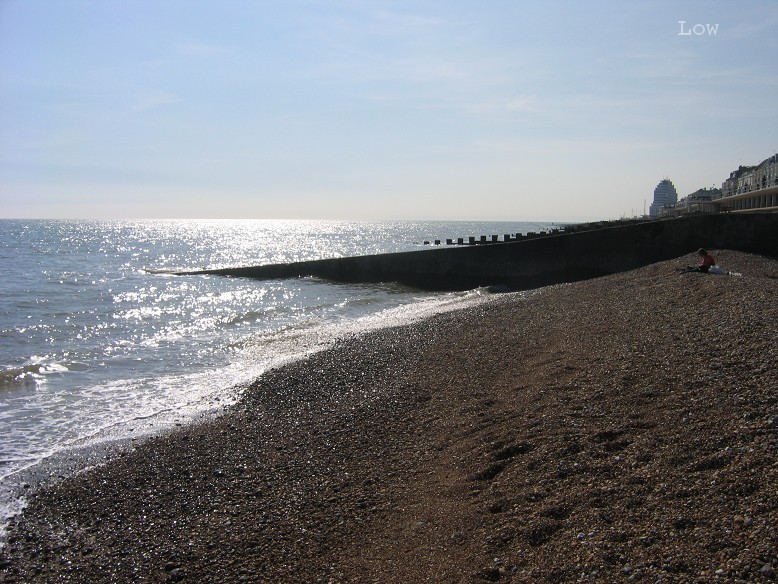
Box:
681;248;716;273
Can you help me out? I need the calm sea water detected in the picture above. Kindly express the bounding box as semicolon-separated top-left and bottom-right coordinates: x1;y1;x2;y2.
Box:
0;218;553;533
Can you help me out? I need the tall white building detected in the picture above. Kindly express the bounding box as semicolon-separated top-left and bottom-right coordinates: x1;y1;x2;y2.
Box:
649;179;678;217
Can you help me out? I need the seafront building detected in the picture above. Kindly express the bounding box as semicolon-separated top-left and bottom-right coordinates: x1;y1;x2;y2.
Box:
717;154;778;212
673;188;722;215
649;179;678;217
657;153;778;217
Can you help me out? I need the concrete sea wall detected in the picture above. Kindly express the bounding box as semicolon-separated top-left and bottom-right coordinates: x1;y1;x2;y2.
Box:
184;213;778;291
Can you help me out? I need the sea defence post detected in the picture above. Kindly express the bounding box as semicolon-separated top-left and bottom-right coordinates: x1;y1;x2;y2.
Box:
179;213;778;291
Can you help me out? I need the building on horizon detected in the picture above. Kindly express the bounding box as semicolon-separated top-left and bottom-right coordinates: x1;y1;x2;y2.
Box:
718;154;778;212
649;179;678;217
721;165;757;198
659;153;777;217
672;188;722;215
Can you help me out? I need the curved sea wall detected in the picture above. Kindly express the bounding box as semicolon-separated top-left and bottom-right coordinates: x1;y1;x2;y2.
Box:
184;213;778;291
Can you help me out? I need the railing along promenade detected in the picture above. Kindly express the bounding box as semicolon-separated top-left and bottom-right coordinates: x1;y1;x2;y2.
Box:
718;184;778;213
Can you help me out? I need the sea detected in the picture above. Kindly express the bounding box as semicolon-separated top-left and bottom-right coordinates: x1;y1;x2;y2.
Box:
0;218;555;539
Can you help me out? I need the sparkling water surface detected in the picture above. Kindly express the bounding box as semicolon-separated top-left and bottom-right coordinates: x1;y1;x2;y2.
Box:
0;218;553;533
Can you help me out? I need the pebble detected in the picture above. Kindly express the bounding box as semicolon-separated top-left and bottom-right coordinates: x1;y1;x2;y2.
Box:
2;251;776;583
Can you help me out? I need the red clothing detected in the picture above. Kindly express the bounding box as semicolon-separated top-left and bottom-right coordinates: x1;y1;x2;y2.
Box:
699;253;716;269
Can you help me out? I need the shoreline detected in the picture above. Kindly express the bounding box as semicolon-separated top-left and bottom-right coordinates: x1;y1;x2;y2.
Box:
1;250;777;582
0;280;486;537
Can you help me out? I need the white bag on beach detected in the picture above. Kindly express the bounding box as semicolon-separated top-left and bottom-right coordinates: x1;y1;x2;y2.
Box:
709;265;726;275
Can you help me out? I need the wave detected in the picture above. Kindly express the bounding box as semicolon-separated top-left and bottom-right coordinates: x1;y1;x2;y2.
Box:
0;359;70;391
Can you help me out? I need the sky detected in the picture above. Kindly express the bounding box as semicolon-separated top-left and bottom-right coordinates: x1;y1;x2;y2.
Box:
1;0;776;221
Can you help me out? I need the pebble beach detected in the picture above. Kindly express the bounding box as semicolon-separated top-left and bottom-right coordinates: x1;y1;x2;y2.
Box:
1;250;776;583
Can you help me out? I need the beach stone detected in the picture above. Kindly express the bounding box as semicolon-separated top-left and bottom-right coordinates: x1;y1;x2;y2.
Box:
475;566;501;581
1;251;776;583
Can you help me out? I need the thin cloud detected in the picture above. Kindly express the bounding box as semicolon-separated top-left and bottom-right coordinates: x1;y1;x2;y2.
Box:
726;6;778;40
371;9;452;34
129;92;183;114
504;96;538;113
175;42;233;57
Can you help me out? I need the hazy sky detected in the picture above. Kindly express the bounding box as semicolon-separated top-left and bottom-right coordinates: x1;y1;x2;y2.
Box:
1;1;776;221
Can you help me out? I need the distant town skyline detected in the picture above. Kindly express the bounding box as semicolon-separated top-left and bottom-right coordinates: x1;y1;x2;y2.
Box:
1;1;776;221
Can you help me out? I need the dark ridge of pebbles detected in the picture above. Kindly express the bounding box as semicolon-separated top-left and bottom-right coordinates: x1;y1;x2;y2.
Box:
1;250;777;583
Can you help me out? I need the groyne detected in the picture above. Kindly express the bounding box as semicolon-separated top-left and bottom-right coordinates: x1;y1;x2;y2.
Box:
179;213;778;291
